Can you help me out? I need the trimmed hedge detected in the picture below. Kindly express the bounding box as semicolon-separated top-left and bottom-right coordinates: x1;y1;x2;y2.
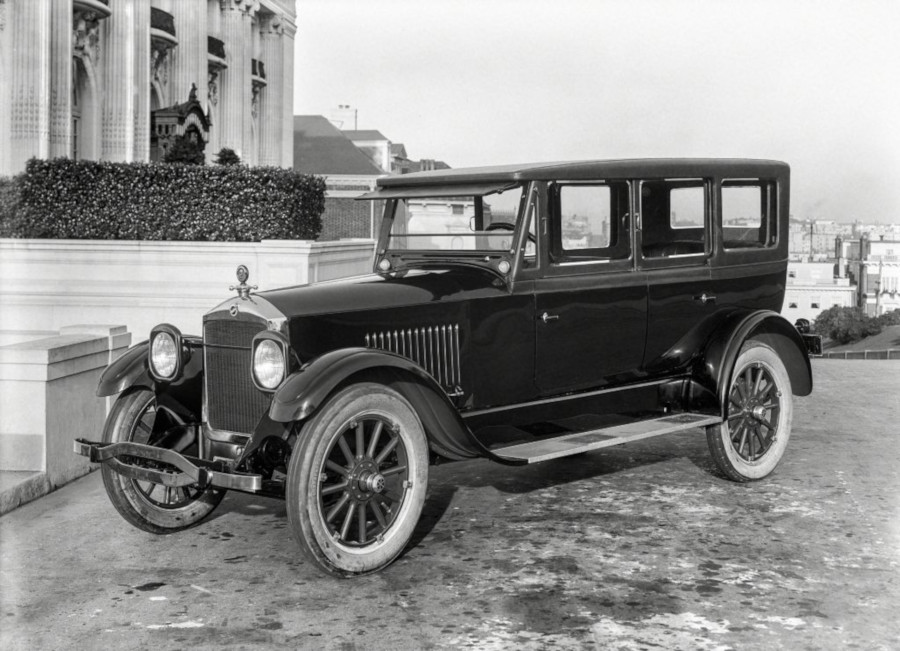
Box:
0;158;325;242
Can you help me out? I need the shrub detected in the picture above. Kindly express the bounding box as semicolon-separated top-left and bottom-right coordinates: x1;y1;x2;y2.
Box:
0;174;24;237
813;305;882;345
1;158;325;242
877;308;900;327
214;148;242;166
164;136;206;165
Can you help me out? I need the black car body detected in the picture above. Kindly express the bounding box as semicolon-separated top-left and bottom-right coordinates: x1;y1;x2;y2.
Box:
78;159;812;576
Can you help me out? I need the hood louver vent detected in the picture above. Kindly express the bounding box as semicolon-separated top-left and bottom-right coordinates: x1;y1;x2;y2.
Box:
365;324;462;396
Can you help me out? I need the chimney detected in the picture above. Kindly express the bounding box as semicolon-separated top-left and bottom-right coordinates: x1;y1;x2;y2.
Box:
329;104;358;130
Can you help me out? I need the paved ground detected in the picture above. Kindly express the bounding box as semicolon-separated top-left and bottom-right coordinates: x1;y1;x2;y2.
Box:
1;360;898;650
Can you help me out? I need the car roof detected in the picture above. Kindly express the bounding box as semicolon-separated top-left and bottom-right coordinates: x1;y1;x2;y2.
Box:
375;158;789;188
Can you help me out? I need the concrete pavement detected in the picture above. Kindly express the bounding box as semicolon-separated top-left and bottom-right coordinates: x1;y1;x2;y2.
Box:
1;359;899;650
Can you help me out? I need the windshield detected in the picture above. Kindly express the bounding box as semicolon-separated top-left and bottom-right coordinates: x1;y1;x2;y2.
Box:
386;185;526;253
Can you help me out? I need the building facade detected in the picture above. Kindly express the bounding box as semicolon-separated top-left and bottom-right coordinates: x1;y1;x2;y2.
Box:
0;0;295;175
782;262;856;323
836;235;900;317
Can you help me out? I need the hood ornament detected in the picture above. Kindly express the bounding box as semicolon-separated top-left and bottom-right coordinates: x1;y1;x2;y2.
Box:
229;265;257;300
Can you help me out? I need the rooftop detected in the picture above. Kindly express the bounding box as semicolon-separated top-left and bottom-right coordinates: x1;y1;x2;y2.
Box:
293;116;383;176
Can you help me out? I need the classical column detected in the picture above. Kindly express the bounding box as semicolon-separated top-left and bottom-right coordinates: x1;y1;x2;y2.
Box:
280;18;296;168
7;0;52;172
133;0;150;161
48;0;73;159
169;0;206;107
258;14;282;167
0;0;12;175
218;0;250;159
240;6;255;164
102;0;136;161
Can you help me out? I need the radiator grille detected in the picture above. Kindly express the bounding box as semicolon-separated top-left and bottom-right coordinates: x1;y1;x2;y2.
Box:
204;318;270;434
365;325;462;394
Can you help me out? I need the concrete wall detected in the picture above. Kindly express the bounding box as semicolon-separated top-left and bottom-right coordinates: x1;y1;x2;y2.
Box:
0;325;131;514
0;238;375;343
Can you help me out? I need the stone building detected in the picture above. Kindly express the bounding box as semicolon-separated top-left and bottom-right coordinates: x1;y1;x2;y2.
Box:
0;0;296;176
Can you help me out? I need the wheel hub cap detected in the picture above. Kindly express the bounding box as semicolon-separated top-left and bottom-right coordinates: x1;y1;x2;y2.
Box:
359;472;385;493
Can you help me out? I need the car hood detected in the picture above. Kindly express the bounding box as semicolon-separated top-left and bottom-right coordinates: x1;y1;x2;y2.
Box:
256;266;510;319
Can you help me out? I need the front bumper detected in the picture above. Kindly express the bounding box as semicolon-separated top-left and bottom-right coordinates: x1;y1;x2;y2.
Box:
74;439;262;492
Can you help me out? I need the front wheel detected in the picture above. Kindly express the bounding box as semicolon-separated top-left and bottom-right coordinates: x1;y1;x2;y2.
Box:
286;383;429;577
101;388;224;533
706;341;794;482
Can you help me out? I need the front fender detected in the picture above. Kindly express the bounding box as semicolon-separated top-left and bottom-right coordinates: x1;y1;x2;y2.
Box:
697;310;812;418
97;336;205;421
97;341;152;397
270;347;446;422
269;347;486;462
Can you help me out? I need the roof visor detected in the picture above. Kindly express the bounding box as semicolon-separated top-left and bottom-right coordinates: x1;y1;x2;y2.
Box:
356;182;518;200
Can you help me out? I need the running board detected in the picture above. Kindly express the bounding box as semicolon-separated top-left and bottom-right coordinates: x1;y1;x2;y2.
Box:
492;413;722;464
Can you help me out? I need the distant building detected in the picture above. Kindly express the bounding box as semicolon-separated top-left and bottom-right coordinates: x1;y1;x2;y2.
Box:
292;115;383;241
0;0;296;174
342;130;393;174
294;113;453;240
836;235;900;316
783;262;855;323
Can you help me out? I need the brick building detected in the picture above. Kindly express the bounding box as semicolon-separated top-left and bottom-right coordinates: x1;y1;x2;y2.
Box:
292;115;383;241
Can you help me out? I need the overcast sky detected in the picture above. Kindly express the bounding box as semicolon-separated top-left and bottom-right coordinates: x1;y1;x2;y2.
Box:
294;0;899;223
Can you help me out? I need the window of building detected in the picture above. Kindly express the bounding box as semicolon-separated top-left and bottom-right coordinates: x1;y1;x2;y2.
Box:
451;204;464;215
811;302;820;309
788;270;796;278
789;302;798;308
722;181;777;250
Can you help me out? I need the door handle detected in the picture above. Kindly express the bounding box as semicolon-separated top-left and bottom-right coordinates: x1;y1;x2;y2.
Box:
694;293;717;305
541;312;559;323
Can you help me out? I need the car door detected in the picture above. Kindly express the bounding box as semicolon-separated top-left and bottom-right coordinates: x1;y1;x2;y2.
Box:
637;178;716;373
533;180;648;395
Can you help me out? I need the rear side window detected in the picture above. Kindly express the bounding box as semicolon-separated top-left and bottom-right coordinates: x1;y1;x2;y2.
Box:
722;180;777;249
640;180;708;259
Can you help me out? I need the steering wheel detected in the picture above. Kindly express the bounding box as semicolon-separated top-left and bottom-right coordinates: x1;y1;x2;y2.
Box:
485;222;536;243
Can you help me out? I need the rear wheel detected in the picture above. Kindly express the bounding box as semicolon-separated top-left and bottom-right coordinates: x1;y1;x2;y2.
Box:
286;383;429;577
101;388;224;533
706;341;793;481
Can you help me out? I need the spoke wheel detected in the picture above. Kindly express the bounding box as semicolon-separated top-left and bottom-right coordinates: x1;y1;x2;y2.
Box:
707;341;793;482
319;416;409;546
286;383;428;577
101;388;224;533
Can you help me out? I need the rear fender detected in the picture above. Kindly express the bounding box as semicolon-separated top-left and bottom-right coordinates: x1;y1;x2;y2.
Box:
696;310;812;418
269;348;486;461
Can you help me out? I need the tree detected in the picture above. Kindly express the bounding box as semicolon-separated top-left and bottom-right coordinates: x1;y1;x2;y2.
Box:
214;147;241;166
813;305;882;345
163;136;205;165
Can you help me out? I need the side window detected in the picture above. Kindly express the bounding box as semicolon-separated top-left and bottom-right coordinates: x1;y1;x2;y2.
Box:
722;180;777;249
561;185;611;250
641;180;707;259
552;182;630;264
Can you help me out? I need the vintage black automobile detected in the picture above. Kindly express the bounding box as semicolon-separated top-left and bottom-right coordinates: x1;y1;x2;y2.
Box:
77;159;813;576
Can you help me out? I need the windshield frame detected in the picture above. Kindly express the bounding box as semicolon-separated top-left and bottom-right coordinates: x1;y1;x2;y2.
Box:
373;182;531;278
